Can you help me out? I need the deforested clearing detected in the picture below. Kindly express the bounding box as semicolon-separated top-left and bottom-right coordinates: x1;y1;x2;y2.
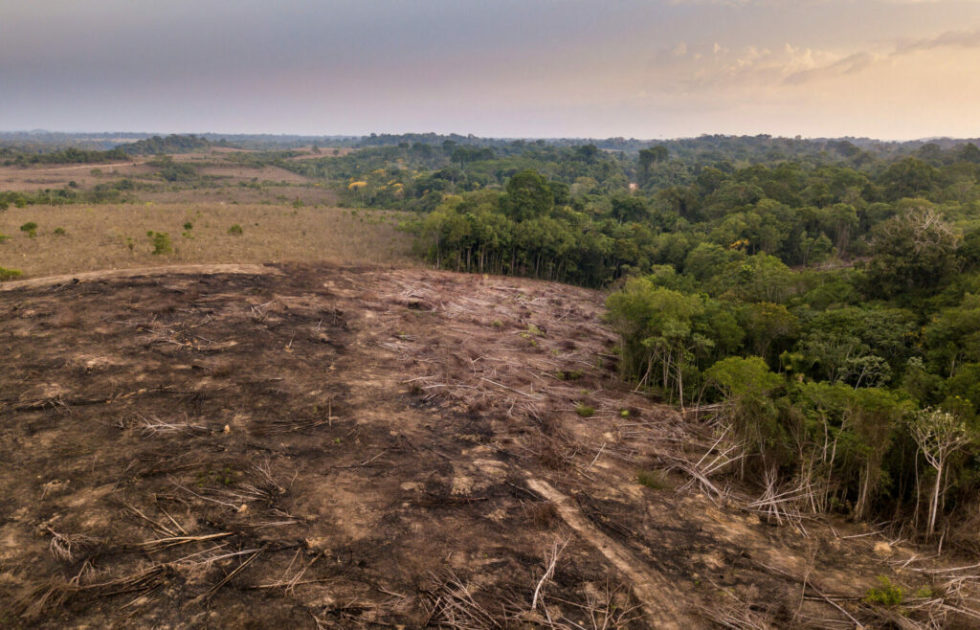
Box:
2;263;976;628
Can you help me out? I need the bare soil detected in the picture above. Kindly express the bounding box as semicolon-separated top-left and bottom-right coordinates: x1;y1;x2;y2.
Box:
0;264;972;628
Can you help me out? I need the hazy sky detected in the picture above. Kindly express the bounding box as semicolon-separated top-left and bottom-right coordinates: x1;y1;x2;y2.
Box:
2;0;979;139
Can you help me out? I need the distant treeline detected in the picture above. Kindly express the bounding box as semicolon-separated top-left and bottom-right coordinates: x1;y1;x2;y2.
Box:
119;134;216;155
282;136;980;282
1;146;129;166
4;129;979;157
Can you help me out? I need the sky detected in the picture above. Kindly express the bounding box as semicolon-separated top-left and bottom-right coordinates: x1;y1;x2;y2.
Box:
1;0;979;139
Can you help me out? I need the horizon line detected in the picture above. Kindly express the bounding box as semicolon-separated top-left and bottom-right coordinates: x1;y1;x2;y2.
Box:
3;129;980;144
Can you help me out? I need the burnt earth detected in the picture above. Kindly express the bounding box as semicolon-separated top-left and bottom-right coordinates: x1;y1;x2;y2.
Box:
0;264;958;629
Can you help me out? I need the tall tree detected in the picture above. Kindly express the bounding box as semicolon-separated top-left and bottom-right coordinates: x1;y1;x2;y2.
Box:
505;169;553;222
909;408;971;536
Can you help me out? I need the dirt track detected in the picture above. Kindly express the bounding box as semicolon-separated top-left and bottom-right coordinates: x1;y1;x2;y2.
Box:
0;264;953;628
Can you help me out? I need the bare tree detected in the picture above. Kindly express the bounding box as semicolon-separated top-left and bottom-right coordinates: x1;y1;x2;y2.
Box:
910;408;972;537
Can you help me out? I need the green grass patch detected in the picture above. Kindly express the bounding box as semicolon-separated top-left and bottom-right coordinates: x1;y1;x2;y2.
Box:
637;469;670;490
0;267;23;281
864;576;904;606
575;403;595;418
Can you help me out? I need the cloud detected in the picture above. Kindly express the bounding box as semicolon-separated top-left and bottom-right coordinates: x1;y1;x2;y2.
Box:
783;51;876;84
781;27;980;85
893;28;980;55
645;25;979;96
646;41;838;92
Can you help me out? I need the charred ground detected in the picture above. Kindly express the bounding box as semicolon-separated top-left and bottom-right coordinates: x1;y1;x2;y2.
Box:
0;265;974;628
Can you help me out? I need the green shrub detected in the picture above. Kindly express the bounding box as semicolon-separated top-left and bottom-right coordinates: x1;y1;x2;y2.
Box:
0;267;23;281
864;576;904;606
183;221;193;231
20;222;37;238
146;231;172;255
228;224;243;236
53;227;67;236
575;403;595;418
0;233;7;243
914;586;934;599
637;469;669;490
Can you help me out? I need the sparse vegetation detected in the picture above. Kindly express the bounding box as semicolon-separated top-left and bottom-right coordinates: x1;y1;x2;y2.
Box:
864;576;905;606
0;266;22;281
146;231;172;255
0;203;412;276
227;224;243;236
575;403;595;417
20;221;37;237
637;469;669;490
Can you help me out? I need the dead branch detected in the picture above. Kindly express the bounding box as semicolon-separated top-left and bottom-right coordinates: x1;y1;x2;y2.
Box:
532;538;570;613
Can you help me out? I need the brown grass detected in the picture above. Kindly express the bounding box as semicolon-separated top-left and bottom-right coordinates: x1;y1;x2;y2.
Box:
0;203;414;277
0;160;153;191
0;150;342;206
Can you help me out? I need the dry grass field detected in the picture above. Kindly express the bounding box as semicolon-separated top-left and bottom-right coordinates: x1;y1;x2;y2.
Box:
0;150;324;193
0;203;414;278
0;154;339;206
0;161;153;191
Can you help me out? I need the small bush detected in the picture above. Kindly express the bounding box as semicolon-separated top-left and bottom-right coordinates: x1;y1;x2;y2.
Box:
53;227;67;236
0;267;23;281
20;222;38;238
183;221;193;231
146;231;172;255
0;233;7;243
228;224;243;236
864;576;904;606
575;403;595;418
914;586;934;599
637;469;669;490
